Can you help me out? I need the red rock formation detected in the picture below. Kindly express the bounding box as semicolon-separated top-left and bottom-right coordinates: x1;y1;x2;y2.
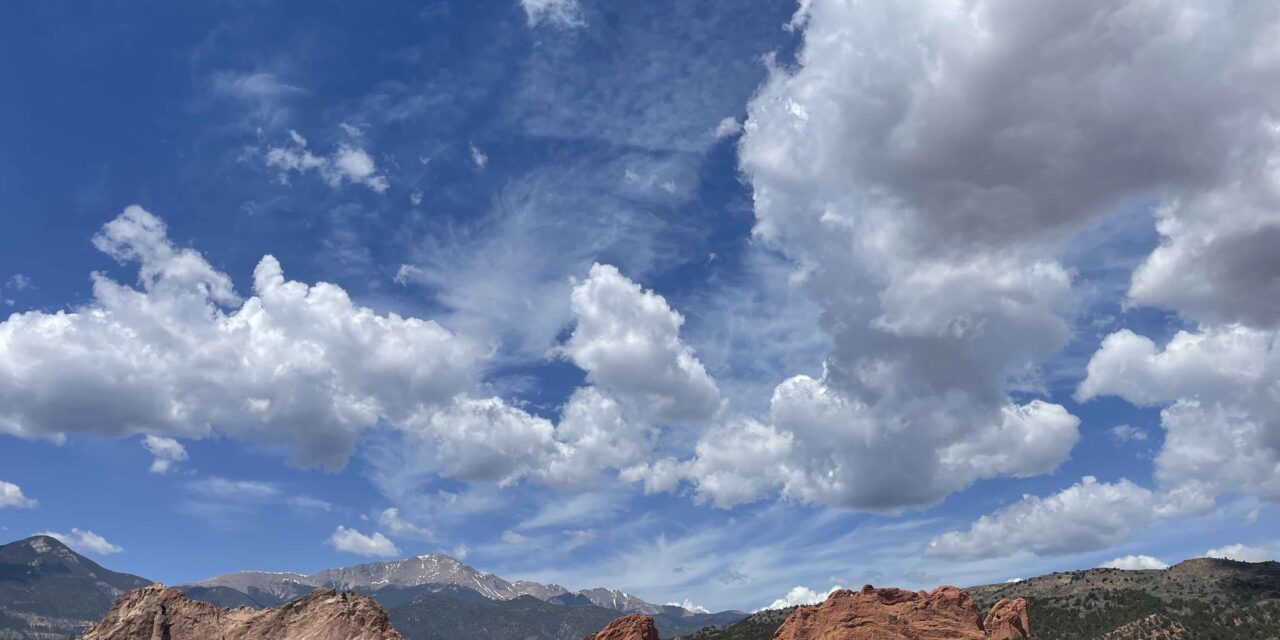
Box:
771;585;1030;640
583;613;660;640
81;584;402;640
983;597;1031;640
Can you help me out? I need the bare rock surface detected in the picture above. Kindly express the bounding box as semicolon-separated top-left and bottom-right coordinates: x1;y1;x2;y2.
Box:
771;585;1030;640
80;584;402;640
582;614;660;640
983;597;1031;640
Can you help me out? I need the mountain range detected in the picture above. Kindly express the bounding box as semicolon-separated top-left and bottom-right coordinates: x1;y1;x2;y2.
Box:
5;534;1280;640
681;557;1280;640
0;536;742;640
181;553;667;614
0;536;150;640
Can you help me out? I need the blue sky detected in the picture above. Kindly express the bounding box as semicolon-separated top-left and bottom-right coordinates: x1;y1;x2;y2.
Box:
2;0;1280;613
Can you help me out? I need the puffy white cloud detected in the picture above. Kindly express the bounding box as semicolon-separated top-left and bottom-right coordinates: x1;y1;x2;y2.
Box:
685;418;792;509
666;599;709;614
562;263;721;423
712;117;740;139
519;0;583;28
265;131;389;192
1080;326;1280;507
328;526;400;558
725;0;1135;511
402;395;560;486
0;481;36;509
141;435;188;474
1204;544;1272;563
926;477;1156;560
0;206;476;469
1102;555;1168;571
683;375;1078;511
542;387;656;487
39;529;123;555
759;585;840;611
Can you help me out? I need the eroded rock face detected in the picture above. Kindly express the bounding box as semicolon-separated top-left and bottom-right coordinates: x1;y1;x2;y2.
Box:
81;584;402;640
983;597;1031;640
771;585;1030;640
582;613;660;640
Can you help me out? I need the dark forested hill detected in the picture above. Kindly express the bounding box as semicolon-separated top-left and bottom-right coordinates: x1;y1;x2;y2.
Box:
0;536;150;640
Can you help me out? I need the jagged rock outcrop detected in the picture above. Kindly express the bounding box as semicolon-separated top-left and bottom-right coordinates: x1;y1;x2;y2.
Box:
80;584;402;640
582;614;660;640
982;597;1030;639
771;585;1030;640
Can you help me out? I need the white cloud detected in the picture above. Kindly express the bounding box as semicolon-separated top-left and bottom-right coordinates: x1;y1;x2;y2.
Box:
1102;555;1168;571
209;70;305;129
666;598;709;614
519;0;583;28
39;529;123;555
722;0;1121;511
562;263;721;423
1109;425;1149;444
759;585;840;611
378;508;432;539
265;131;389;192
5;274;30;291
0;206;476;469
328;526;400;557
469;143;488;169
0;481;36;509
1080;326;1280;508
141;435;188;474
712;117;740;139
1204;544;1272;563
926;477;1156;560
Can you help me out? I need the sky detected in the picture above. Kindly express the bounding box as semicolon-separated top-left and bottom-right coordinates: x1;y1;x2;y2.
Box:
1;0;1279;614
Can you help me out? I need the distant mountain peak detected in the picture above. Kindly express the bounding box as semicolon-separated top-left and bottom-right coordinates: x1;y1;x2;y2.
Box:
184;552;680;615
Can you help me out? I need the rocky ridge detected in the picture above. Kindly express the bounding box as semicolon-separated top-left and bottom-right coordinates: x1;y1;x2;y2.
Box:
80;584;401;640
581;614;659;640
770;585;1029;640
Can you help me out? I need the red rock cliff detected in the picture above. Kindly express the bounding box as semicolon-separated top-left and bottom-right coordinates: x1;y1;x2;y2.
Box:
771;585;1030;640
582;613;660;640
80;583;402;640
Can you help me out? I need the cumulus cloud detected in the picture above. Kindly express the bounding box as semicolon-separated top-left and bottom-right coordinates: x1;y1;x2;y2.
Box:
562;263;721;423
519;0;583;28
1102;555;1168;571
712;117;741;139
39;529;123;555
141;435;188;474
667;599;709;614
759;585;840;611
328;526;400;557
734;0;1280;541
265;130;389;192
0;481;36;509
0;206;476;469
1204;544;1272;563
1080;327;1280;509
926;477;1156;560
715;0;1135;511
